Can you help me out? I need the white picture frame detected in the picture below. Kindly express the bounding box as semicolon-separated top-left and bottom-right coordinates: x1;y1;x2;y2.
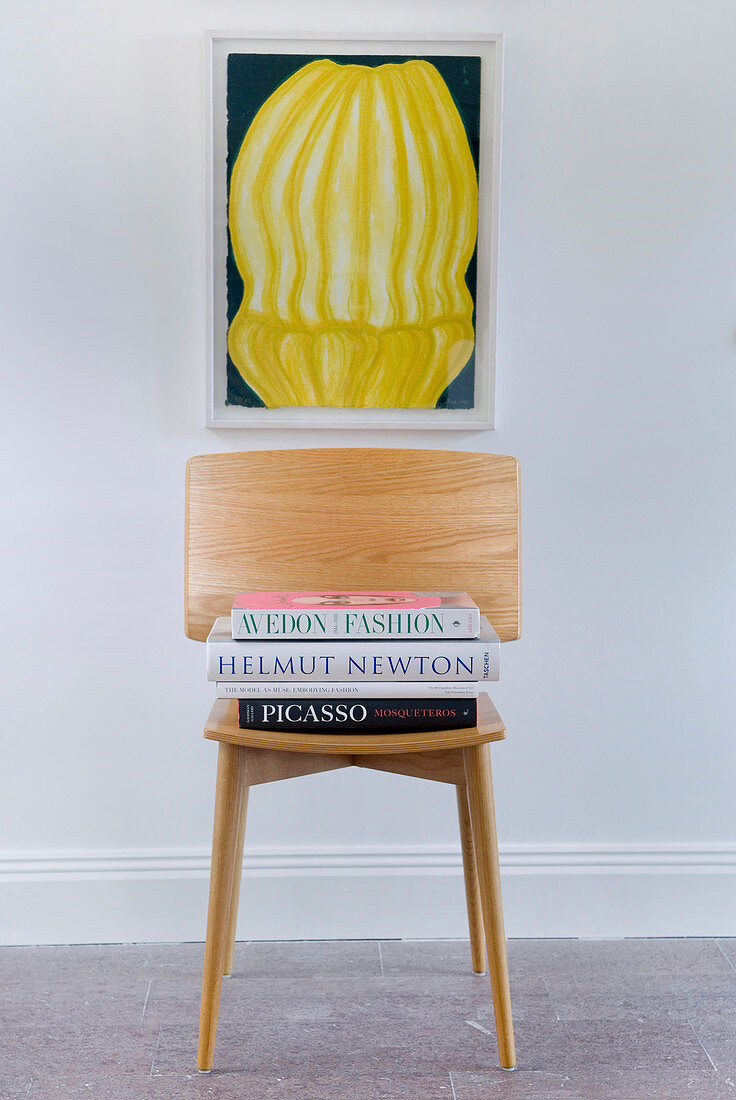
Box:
206;32;503;429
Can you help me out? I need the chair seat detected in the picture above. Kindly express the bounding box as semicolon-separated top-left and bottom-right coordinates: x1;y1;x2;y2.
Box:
204;692;505;755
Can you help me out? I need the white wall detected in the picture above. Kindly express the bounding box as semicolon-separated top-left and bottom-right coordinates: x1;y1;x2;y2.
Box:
2;0;736;944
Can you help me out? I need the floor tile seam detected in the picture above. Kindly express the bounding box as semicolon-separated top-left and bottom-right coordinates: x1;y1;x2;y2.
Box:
0;1023;161;1038
140;979;152;1023
8;974;154;992
147;1070;462;1083
716;940;736;977
148;1026;162;1077
688;1019;720;1074
540;974;562;1022
211;972;393;984
163;976;389;985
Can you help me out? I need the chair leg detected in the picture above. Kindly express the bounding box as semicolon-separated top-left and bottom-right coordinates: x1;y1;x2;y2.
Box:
223;787;249;977
463;743;516;1070
456;784;487;975
198;741;247;1072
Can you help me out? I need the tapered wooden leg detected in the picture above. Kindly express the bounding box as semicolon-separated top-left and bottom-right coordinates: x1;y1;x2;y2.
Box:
223;787;249;977
198;741;247;1072
456;784;487;975
463;743;516;1070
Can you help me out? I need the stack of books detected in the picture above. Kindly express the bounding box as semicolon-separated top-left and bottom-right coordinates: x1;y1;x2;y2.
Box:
206;590;500;733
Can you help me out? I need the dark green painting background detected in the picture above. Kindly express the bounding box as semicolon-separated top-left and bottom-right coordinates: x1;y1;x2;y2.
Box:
225;53;481;410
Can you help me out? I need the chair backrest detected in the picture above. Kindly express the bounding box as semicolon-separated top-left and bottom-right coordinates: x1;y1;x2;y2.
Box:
185;449;520;642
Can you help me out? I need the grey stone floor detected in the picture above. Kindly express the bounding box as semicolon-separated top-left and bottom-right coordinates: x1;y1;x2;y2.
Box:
2;938;736;1099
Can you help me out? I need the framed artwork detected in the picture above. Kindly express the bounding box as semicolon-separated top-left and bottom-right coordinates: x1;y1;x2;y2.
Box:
206;33;503;429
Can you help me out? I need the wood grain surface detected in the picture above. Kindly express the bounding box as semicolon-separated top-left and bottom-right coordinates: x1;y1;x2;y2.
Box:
356;747;468;785
457;783;488;975
463;742;516;1068
197;741;247;1071
185;448;520;642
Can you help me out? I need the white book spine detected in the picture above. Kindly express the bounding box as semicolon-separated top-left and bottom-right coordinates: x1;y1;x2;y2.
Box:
230;606;480;639
207;623;499;683
216;681;482;699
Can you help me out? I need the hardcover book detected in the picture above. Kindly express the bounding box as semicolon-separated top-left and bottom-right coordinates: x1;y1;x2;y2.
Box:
237;697;478;732
230;589;480;640
217;680;480;699
206;616;500;682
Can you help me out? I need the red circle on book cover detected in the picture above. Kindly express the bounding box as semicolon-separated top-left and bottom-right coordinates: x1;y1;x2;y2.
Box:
232;590;443;610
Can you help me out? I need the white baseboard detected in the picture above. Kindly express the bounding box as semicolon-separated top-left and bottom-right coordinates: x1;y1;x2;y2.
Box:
2;843;736;945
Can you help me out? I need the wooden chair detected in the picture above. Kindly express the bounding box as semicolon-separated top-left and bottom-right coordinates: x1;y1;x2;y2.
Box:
185;448;520;1072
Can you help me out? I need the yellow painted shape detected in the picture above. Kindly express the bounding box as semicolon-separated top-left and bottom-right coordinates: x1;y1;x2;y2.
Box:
228;59;478;409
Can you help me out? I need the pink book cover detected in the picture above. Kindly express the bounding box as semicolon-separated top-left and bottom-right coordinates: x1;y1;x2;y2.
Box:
232;590;445;611
230;590;481;640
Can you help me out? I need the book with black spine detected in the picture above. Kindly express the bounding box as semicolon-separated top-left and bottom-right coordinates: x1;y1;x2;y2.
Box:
237;697;478;732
